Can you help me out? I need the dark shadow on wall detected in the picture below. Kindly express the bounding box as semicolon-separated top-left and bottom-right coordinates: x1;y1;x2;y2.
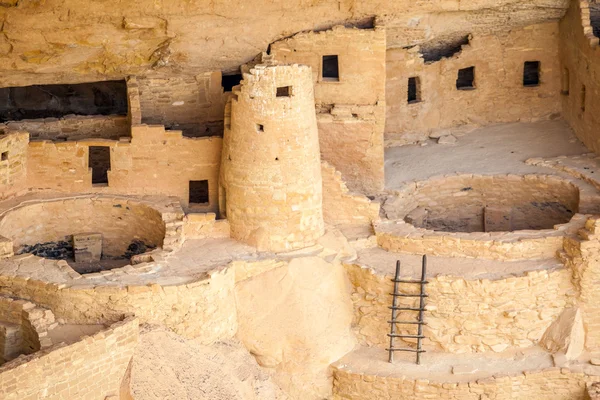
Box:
0;80;128;122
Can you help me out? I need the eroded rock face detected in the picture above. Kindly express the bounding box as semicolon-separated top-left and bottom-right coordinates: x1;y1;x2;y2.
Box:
0;0;569;86
540;307;585;360
235;256;356;399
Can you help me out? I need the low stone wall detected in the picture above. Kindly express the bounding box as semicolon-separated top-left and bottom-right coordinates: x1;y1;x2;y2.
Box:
375;217;581;261
182;213;230;240
0;316;138;400
344;263;575;353
333;365;595;400
321;162;379;227
3;115;129;141
0;296;55;363
0;268;237;343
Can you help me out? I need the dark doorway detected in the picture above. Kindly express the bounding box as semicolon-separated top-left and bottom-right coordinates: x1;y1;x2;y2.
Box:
0;81;127;122
456;67;475;90
408;77;421;103
89;146;111;185
189;180;209;204
222;74;243;92
322;55;340;81
523;61;540;87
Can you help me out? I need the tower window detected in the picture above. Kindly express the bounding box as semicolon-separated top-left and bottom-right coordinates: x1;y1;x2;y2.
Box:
456;67;475;90
408;77;421;103
189;180;209;204
89;146;110;185
276;86;292;97
322;55;339;81
1;152;8;161
256;124;264;133
523;61;540;87
222;74;243;92
581;85;587;113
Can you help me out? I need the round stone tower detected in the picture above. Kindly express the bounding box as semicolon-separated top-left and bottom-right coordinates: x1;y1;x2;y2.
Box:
220;63;324;252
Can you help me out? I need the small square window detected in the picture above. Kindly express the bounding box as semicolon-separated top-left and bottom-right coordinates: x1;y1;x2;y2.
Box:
322;55;339;81
276;86;292;97
257;124;264;133
189;180;209;204
1;152;8;161
456;67;475;90
523;61;540;87
407;77;421;103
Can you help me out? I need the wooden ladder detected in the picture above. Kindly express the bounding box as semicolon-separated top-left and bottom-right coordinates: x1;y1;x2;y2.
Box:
386;255;428;364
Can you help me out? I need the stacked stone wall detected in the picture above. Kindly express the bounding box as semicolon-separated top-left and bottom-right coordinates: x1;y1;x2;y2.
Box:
0;316;138;400
345;263;574;353
2;115;129;141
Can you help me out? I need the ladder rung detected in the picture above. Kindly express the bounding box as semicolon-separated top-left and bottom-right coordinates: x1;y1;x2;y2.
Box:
389;293;428;298
388;306;426;311
391;279;429;284
387;334;425;339
388;320;427;325
386;348;427;353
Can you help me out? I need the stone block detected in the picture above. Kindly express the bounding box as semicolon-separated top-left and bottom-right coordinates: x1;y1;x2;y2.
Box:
73;233;103;263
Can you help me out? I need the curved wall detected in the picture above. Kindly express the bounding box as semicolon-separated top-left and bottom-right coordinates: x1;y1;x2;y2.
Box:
0;197;166;257
221;64;324;252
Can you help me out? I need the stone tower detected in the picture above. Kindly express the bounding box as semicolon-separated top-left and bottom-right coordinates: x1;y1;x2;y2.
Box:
220;63;324;252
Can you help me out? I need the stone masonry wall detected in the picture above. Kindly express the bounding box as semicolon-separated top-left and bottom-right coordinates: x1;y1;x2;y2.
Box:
321;161;379;227
26;125;222;210
333;366;595;400
221;64;324;252
345;263;575;353
271;26;386;194
0;132;28;200
0;316;138;400
2;115;129;141
0;268;237;343
386;22;562;144
138;72;229;138
0;197;166;257
0;296;55;363
559;0;600;152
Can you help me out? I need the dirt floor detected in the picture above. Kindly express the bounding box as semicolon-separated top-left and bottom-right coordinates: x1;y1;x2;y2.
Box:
385;120;590;189
130;326;289;400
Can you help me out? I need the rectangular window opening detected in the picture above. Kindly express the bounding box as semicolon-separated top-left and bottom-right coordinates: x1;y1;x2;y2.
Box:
256;124;264;133
1;152;8;161
222;73;243;92
562;68;570;95
322;55;339;81
276;86;292;97
189;180;209;205
523;61;540;87
0;80;128;123
407;77;421;103
456;67;475;90
89;146;110;186
581;85;587;113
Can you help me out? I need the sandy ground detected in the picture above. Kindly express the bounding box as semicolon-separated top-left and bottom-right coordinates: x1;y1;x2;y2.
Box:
385;120;590;189
130;326;289;400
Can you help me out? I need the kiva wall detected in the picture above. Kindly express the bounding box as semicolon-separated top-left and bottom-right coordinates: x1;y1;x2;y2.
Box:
0;316;138;400
385;22;562;144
